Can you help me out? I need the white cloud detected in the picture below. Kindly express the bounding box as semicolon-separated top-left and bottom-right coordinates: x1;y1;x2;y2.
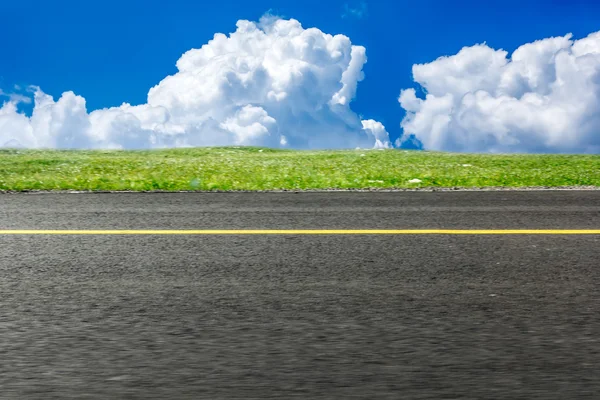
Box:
361;119;391;149
0;89;31;105
342;2;368;19
398;31;600;153
0;17;390;150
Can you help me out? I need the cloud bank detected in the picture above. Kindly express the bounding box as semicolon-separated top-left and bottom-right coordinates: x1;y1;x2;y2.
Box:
0;17;390;149
399;31;600;153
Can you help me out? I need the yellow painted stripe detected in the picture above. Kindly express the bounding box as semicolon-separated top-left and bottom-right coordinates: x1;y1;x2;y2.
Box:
0;229;598;235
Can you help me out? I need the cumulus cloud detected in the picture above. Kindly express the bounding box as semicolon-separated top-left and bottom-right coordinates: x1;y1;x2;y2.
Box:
361;119;391;149
398;31;600;153
0;17;390;149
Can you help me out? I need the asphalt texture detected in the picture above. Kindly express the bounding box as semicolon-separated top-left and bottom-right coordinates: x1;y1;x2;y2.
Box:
1;191;599;399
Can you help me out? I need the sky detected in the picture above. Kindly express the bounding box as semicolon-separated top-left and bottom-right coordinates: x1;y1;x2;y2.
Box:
1;0;600;152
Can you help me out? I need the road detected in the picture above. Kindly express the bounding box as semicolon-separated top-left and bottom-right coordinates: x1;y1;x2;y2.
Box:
0;191;599;399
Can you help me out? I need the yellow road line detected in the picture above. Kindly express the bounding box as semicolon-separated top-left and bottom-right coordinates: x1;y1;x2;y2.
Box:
0;230;599;235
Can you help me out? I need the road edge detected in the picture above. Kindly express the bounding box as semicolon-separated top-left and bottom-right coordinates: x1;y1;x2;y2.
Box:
1;186;599;194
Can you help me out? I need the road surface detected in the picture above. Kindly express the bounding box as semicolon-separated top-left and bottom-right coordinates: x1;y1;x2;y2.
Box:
0;191;599;399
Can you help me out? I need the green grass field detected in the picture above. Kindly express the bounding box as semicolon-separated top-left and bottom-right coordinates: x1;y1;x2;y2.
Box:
0;147;598;191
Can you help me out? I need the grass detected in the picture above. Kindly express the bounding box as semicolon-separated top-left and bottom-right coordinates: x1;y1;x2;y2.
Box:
0;147;598;191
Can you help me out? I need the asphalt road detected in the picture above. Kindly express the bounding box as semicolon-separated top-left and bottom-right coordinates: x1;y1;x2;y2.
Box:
1;191;599;399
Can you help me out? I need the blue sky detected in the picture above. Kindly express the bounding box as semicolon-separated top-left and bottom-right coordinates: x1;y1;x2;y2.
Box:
2;0;600;152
